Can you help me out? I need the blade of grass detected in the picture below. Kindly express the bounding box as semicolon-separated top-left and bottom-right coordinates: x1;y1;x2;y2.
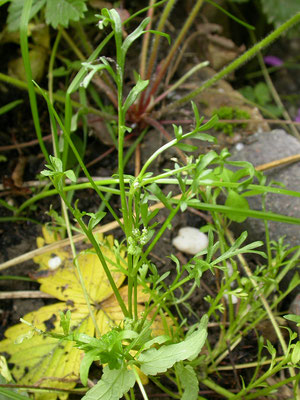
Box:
0;99;23;115
19;0;49;163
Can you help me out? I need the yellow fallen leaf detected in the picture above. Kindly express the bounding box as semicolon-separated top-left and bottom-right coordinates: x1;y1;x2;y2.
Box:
34;226;71;271
0;302;93;400
0;231;171;398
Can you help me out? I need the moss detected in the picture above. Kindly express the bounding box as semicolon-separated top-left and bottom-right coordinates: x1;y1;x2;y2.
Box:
212;106;250;136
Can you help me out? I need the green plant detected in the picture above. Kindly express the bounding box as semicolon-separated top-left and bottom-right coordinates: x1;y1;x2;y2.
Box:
212;106;250;136
6;0;88;31
240;81;283;117
1;3;300;400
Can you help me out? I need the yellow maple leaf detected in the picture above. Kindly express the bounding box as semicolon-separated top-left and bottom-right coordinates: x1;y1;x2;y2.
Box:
0;232;170;399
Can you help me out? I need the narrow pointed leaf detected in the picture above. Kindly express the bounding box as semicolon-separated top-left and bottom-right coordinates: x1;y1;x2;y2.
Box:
122;17;151;55
123;76;149;113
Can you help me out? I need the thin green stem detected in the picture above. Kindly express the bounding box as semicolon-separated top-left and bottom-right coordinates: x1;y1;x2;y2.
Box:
0;198;17;212
201;378;233;399
15;179;300;226
156;12;300;118
149;377;180;399
229;360;297;400
132;367;149;400
59;187;101;337
74;21;94;56
171;281;198;305
210;356;284;371
57;186;129;318
61;28;86;61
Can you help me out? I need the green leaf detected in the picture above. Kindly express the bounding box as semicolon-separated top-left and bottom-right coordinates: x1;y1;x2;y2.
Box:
138;315;208;375
191;101;203;129
146;29;171;45
291;341;300;365
82;366;136;400
7;0;46;32
225;190;249;222
50;155;63;172
284;314;300;326
80;62;108;89
147;183;172;210
65;169;77;182
173;125;183;140
212;231;264;264
176;364;199;400
176;143;198;152
196;114;219;132
261;0;300;26
0;1;11;7
240;86;256;102
123;76;149;113
87;210;106;231
143;335;170;351
45;0;87;28
0;388;30;400
254;82;271;106
0;100;23;116
80;349;99;386
40;169;55;177
122;17;151;56
59;310;71;335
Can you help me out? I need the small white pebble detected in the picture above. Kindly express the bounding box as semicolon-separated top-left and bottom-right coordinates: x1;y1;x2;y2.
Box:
48;256;62;270
172;227;208;255
235;142;244;151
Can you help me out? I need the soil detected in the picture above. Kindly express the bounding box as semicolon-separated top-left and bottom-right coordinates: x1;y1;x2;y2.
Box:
0;2;300;399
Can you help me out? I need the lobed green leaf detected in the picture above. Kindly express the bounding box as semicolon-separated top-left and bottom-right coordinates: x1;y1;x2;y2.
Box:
176;364;199;400
82;366;136;400
45;0;87;28
7;0;46;32
138;315;208;375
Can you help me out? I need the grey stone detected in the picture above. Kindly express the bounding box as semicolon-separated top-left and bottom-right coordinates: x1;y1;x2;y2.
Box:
228;129;300;250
